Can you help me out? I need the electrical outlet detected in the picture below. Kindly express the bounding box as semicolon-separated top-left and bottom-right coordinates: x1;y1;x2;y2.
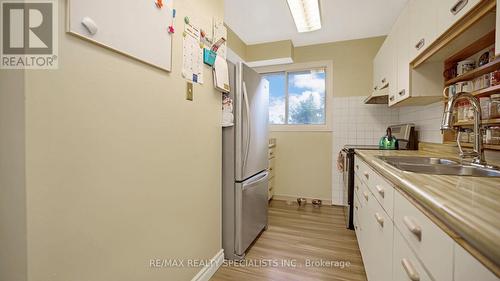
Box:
186;82;193;101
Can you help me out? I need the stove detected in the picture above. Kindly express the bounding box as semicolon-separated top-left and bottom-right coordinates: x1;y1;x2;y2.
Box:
341;124;417;229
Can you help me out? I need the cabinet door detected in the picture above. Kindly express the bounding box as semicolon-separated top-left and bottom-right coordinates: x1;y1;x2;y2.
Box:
393;229;434;281
437;0;481;34
373;50;382;92
378;38;392;89
409;0;438;61
454;244;499;281
396;5;411;104
363;190;394;281
394;191;454;281
385;32;398;104
387;27;399;107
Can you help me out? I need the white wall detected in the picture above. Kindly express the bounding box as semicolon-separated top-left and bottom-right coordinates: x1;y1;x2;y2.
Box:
0;1;225;281
398;102;444;144
331;96;399;205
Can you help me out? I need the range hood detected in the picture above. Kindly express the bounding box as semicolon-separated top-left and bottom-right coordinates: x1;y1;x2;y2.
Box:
364;82;389;104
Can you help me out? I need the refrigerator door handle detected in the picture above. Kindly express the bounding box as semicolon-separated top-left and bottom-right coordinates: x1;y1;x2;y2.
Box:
242;171;269;190
242;81;251;172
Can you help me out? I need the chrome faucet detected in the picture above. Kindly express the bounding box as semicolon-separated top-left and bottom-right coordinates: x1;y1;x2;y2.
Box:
441;91;487;166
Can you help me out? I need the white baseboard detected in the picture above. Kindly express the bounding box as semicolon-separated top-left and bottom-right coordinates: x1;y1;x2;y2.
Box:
272;194;333;205
190;249;224;281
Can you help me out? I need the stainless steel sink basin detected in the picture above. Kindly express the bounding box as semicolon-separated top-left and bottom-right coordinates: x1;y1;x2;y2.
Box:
377;156;458;165
377;156;500;177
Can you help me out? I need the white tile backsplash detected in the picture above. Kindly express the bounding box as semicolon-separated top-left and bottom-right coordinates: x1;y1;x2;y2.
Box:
331;96;399;205
331;99;445;206
398;102;444;144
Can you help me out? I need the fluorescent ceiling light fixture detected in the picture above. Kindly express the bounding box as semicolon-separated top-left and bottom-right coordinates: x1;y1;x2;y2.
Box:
286;0;322;33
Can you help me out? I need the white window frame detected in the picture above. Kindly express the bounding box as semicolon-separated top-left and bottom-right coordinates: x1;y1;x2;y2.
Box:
255;60;333;132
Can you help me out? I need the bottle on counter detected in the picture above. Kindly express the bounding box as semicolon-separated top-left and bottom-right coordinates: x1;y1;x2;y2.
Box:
379;127;399;150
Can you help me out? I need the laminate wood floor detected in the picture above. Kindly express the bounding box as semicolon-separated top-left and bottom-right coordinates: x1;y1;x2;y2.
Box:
210;200;367;281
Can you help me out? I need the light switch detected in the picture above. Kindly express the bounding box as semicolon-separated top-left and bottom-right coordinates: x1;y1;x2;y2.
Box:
186;82;193;101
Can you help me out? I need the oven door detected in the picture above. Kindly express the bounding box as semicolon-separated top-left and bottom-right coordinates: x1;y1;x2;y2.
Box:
342;149;350;206
342;149;354;229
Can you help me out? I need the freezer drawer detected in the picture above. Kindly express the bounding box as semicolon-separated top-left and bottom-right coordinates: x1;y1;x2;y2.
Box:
235;171;269;255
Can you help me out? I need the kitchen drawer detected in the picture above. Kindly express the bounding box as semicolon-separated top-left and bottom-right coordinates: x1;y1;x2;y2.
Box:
393;228;434;281
354;156;373;186
354;186;364;228
454;243;499;281
268;147;276;159
356;175;370;208
394;190;453;281
268;158;275;178
354;173;362;204
355;156;394;218
367;173;395;219
363;187;394;281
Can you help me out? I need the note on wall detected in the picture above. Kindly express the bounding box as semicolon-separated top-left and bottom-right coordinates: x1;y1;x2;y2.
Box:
68;0;173;72
213;19;227;59
182;22;204;84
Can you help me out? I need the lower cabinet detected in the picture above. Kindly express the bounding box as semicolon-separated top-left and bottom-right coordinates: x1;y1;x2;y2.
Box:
393;228;433;281
454;244;499;281
363;188;393;281
353;155;498;281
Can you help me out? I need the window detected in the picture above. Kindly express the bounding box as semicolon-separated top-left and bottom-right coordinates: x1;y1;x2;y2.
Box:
264;68;326;126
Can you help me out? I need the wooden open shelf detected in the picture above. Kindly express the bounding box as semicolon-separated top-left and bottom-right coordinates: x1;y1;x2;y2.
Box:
443;84;500;101
454;118;500;126
448;142;500;150
445;58;500;86
444;141;500;151
442;23;500;152
471;84;500;97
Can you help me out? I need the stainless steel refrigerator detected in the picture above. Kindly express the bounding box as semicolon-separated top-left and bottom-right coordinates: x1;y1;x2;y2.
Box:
222;62;269;260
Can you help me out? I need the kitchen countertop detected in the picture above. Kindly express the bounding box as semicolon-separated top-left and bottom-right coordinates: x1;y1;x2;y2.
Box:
355;149;500;273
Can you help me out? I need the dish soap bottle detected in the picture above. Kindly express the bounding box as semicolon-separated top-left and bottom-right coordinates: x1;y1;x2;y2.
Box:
379;127;399;150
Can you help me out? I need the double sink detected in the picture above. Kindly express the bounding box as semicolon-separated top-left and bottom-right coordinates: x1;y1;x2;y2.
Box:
377;156;500;177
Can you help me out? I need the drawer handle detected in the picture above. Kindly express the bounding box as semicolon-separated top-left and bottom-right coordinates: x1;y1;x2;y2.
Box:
403;216;422;241
389;95;395;101
398;89;405;96
355;164;359;170
451;0;468;15
355;205;358;210
374;212;384;227
401;258;420;281
364;172;369;179
415;38;425;50
375;185;385;198
355;185;359;191
363;191;369;201
381;78;386;84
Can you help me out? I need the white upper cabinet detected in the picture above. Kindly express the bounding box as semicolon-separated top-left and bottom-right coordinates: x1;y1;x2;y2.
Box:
409;0;438;61
395;5;411;105
438;0;481;34
373;51;382;92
